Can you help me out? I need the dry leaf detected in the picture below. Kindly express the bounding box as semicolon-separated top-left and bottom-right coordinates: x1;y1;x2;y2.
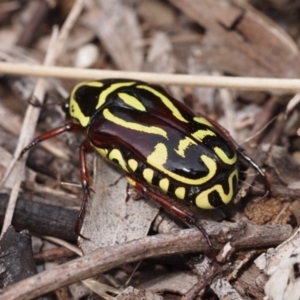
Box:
139;271;198;295
144;32;175;74
83;0;143;71
79;157;159;254
116;286;163;300
169;0;300;77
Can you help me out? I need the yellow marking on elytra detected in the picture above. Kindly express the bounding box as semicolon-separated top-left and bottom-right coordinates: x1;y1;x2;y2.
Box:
214;147;237;165
147;143;217;185
103;109;168;138
174;136;197;158
192;129;216;141
147;143;168;165
175;187;186;200
159;178;169;193
143;168;154;184
126;176;136;186
195;169;238;209
128;159;138;172
193;117;213;127
118;92;146;111
108;149;128;172
85;82;105;88
137;85;189;123
97;82;136;110
95;147;108;158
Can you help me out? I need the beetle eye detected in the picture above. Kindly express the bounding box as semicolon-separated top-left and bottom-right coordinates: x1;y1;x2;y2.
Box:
62;99;70;116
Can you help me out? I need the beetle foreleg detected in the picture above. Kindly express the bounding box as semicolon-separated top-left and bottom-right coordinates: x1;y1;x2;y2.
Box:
236;147;271;198
20;122;84;158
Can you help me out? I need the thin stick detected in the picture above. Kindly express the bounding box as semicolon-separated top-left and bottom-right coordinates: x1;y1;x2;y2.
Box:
0;62;300;92
43;236;120;298
0;224;292;300
55;0;85;54
0;0;85;235
0;28;59;236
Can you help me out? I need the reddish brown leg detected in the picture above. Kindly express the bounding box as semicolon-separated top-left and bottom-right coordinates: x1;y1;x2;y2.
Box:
20;122;94;239
129;177;215;253
20;122;83;158
236;146;271;198
75;139;94;238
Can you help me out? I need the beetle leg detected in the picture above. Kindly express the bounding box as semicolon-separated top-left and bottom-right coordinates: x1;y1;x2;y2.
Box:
236;147;271;198
127;176;215;252
20;122;83;158
75;139;94;239
20;123;94;238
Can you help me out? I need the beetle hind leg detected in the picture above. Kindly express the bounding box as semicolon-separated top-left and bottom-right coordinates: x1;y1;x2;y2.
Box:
127;176;216;253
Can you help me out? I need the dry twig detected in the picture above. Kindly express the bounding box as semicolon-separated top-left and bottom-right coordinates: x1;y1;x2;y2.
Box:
1;62;300;92
0;0;85;236
0;224;292;300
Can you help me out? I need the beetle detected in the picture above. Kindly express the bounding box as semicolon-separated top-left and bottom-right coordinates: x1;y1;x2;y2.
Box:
21;79;271;249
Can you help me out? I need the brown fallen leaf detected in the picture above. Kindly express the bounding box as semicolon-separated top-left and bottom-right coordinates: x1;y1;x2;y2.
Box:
82;0;143;71
169;0;300;77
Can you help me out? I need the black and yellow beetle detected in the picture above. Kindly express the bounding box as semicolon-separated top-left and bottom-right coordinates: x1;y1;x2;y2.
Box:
21;79;270;248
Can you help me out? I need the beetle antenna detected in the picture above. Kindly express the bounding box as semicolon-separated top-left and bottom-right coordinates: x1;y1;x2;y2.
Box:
239;115;277;145
28;93;64;108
